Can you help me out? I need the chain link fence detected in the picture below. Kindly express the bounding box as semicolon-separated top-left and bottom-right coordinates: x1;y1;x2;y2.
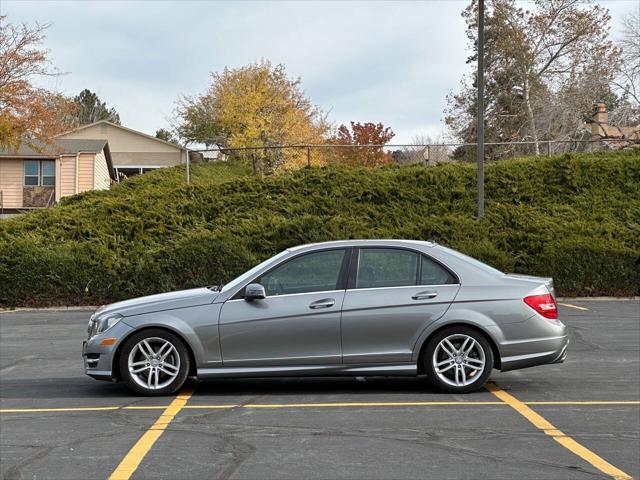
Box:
192;138;639;175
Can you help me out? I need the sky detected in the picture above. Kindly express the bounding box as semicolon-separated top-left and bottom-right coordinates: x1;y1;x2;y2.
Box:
2;0;637;144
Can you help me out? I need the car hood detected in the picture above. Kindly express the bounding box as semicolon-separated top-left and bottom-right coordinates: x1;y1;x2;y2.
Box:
96;287;219;318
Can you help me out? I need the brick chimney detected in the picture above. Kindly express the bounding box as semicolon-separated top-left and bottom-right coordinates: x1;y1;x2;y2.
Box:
591;103;608;136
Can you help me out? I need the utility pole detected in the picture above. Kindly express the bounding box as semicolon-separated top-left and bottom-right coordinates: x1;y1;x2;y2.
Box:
477;0;485;218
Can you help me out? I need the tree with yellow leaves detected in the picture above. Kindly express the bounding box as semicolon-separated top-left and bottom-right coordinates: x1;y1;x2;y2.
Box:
174;61;328;174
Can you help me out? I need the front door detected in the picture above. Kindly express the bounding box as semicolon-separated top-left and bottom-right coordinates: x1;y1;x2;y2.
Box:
219;248;349;366
341;247;460;364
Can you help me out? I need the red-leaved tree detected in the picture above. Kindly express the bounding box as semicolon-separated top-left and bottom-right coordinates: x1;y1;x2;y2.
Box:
329;122;395;166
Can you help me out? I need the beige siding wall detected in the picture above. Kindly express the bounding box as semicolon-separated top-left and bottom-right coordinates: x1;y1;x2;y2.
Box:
0;159;24;208
60;123;180;152
111;151;183;167
77;153;95;193
93;149;110;190
59;156;77;197
55;158;62;202
58;122;185;167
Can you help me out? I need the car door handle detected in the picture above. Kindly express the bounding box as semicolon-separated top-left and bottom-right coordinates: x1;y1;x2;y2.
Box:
309;298;335;309
412;291;438;300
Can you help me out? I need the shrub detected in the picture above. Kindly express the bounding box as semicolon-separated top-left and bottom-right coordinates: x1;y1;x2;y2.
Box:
0;151;638;306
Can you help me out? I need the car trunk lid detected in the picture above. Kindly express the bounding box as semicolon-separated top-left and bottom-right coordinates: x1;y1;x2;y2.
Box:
504;273;555;299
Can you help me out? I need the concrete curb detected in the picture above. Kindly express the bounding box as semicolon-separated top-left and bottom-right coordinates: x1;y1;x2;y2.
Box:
0;306;99;314
556;297;639;301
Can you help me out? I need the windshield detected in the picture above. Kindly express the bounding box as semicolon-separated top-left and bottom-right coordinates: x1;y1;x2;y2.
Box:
436;245;504;276
220;250;289;292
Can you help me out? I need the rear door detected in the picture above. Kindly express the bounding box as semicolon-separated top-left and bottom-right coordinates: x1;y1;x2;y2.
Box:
341;247;460;364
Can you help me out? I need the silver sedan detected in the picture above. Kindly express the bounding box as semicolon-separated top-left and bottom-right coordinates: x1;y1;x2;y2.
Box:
83;240;568;395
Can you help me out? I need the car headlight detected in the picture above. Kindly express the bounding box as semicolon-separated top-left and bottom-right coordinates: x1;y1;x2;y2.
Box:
87;313;96;336
89;314;123;337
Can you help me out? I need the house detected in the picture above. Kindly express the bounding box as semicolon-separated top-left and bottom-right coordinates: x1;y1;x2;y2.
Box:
57;120;189;178
0;139;115;214
587;103;640;148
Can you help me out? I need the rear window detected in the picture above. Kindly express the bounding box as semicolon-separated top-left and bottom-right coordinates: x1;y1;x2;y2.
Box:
356;248;418;289
421;255;457;285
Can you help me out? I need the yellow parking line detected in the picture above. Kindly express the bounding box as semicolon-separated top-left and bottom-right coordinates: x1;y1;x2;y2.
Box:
122;406;175;410
527;401;640;405
180;404;238;409
486;383;632;480
108;389;193;480
238;401;502;408
558;303;589;311
1;400;639;414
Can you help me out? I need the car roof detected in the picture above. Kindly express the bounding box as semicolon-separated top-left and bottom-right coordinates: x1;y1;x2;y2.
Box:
287;239;436;252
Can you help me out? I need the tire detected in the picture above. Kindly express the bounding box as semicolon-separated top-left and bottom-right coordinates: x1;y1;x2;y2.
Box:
423;326;494;394
119;329;190;396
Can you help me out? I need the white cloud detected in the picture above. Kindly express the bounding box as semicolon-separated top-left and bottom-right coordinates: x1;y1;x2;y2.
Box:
3;0;636;144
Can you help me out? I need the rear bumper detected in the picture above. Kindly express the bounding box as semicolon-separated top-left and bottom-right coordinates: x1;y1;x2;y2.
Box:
499;335;569;372
550;339;569;364
494;313;569;372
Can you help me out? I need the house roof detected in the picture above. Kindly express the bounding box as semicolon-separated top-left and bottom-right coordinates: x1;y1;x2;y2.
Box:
0;138;116;181
57;120;187;152
592;123;640;139
0;138;108;157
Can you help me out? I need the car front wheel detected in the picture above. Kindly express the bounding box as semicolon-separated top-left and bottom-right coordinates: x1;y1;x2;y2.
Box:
119;329;190;396
423;326;493;393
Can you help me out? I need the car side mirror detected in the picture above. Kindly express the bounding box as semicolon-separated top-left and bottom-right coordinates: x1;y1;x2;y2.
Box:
244;283;266;301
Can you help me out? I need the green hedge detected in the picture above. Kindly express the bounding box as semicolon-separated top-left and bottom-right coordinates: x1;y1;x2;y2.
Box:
1;151;639;306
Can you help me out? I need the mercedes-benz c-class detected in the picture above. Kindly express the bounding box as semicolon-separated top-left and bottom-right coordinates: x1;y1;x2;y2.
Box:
83;240;568;395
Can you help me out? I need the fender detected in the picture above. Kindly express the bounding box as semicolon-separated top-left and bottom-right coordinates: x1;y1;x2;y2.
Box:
411;307;505;363
120;303;223;368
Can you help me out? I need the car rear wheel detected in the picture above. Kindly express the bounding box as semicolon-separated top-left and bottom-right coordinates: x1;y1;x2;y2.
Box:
423;326;493;393
119;329;190;396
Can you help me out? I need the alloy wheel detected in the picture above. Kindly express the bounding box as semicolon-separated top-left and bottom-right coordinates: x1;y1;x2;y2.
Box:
127;337;181;390
432;334;486;387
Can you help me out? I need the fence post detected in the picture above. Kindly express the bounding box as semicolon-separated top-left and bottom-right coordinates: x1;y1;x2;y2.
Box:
547;141;551;157
251;152;260;176
185;149;190;184
307;146;311;167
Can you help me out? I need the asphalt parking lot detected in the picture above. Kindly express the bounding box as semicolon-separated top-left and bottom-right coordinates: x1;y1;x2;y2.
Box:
1;300;638;480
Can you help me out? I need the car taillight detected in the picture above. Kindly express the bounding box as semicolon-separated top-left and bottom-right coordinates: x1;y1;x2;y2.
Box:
523;293;558;319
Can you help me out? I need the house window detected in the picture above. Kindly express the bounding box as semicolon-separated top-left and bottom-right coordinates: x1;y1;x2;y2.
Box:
24;160;40;186
24;160;56;187
42;161;56;186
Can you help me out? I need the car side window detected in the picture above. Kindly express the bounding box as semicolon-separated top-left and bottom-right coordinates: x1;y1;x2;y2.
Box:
421;255;457;285
260;249;346;296
356;248;418;289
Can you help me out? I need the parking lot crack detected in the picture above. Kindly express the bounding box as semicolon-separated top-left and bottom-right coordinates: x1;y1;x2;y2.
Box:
567;325;602;351
1;429;127;480
0;355;37;374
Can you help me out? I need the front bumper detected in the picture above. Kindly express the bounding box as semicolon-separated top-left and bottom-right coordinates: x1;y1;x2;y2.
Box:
82;320;134;381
